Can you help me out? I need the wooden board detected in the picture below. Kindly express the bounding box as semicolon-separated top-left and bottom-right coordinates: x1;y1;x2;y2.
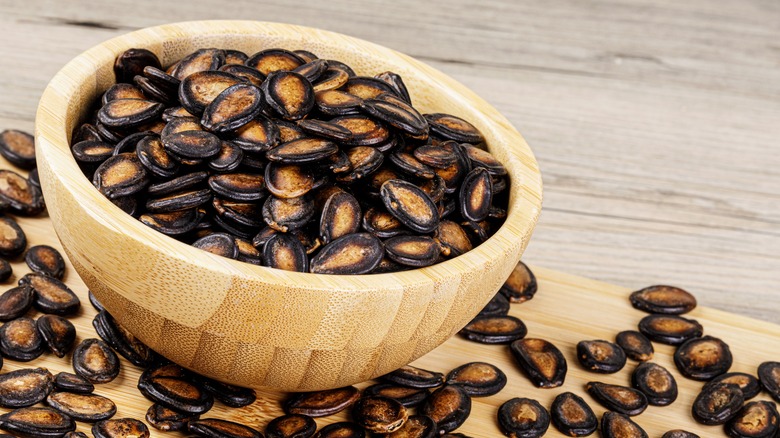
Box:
3;200;779;437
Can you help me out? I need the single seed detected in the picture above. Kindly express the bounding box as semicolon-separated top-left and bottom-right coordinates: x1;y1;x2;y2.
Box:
638;314;703;345
363;384;429;408
146;403;199;432
424;113;483;143
24;245;65;279
309;233;383;274
705;372;761;400
72;338;120;384
0;317;44;361
550;392;597;437
264;414;316;438
384;235;441;267
600;412;648;438
313;421;365;438
497;397;550;438
19;273;80;315
758;362;780;402
92;310;156;367
0;286;34;321
631;362;678;406
459;315;527;344
284;386;360;417
178;70;241;114
188;418;263;438
0;130;36;170
385;415;436;438
420;385;471;435
36;315;76;358
500;261;537;303
92;418;150;438
576;340;626;374
0;367;54;408
381;365;445;389
381;179;439;234
662;431;700;438
97;99;163;129
46;392;116;422
510;338;567;388
615;330;654;361
137;364;214;415
352;396;408;434
673;335;733;380
630;285;697;314
445;362;506;397
691;382;744;425
586;381;648;416
54;372;94;394
114;48;162;84
477;292;510;317
0;170;45;215
0;406;76;438
725;401;779;438
92;153;149;199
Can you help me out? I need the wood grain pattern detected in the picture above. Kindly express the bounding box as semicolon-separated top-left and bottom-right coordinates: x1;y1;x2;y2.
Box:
1;0;778;322
2;205;779;437
34;21;542;391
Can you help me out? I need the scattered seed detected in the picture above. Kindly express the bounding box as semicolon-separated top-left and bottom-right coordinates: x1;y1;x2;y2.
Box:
446;362;506;397
92;310;156;367
381;365;445;389
363;384;429;408
0;170;45;215
0;286;33;321
705;372;762;400
72;338;120;384
577;340;627;374
615;330;654;362
352;396;408;434
264;413;316;438
0;317;44;361
420;384;471;435
638;314;703;345
725;401;779;438
313;421;365;438
194;375;256;408
24;245;65;279
692;382;744;425
137;363;214;415
510;338;567;388
146;403;199;432
500;261;537;303
46;392;116;422
19;273;80;315
0;130;36;170
188;418;263;438
0;406;76;438
460;315;527;344
36;315;76;358
497;397;550;438
0;367;53;408
92;417;150;438
662;431;700;438
630;285;697;315
477;292;510;317
385;414;436;438
0;260;11;283
758;362;780;402
550;392;597;437
631;362;678;406
586;382;648;416
674;335;733;380
285;386;360;418
54;372;94;394
600;412;648;438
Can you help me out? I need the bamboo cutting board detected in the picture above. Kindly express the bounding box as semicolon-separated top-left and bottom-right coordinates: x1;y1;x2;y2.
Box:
3;178;780;437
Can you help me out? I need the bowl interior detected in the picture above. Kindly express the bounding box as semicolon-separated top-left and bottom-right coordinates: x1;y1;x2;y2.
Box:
36;21;542;390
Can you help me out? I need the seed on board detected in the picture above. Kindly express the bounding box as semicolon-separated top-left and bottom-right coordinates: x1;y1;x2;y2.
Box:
46;392;116;423
92;310;156;367
92;418;150;438
137;364;214;415
704;372;761;400
72;338;120;384
661;431;700;438
284;386;360;417
500;261;537;303
0;260;11;283
19;273;81;315
550;392;597;437
0;130;36;170
178;70;241;114
725;401;779;438
264;413;317;438
631;362;678;406
201;83;264;133
638;314;703;345
446;362;507;397
36;315;76;358
187;418;263;438
363;384;429;408
313;421;366;438
674;335;733;380
600;412;648;438
615;330;654;362
0;406;76;438
381;365;445;389
192;232;239;259
24;245;66;279
93;153;149;199
586;382;648;416
0;170;45;216
692;382;745;425
497;397;550;438
577;340;627;374
0;218;26;259
630;285;697;315
420;384;472;435
0;367;54;408
424;113;483;144
459;315;527;344
384;235;440;267
309;233;383;274
194;375;257;408
146;403;199;432
0;317;44;361
54;372;94;394
262;233;308;272
384;414;436;438
114;48;162;84
758;362;780;402
510;338;567;388
0;286;34;321
477;292;510;317
459;168;493;222
381;179;439;233
352;396;408;434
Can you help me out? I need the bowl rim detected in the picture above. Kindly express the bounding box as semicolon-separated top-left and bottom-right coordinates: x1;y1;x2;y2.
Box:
35;20;543;291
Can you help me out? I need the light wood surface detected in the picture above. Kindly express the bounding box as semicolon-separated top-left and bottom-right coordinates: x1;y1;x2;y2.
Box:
34;21;542;391
1;0;778;322
3;204;780;437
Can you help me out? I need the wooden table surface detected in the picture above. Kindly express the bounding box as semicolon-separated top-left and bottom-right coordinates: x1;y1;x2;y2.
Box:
1;0;778;322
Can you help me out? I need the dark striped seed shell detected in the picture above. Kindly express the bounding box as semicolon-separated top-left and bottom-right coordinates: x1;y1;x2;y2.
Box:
309;233;383;275
0;367;54;408
673;335;732;380
477;293;510;317
246;48;305;75
54;372;94;394
0;317;44;361
631;362;678;406
201;83;264;133
351;396;408;434
384;235;440;267
46;392;116;422
0;218;26;258
445;362;507;397
380;179;439;234
420;385;471;435
146;403;199;432
114;48;162;84
178;70;240;114
284;386;360;417
137;365;213;415
460;315;527;344
630;285;697;315
36;315;76;358
616;330;654;362
638;314;703;345
263;71;315;120
576;340;627;374
424;113;483;143
93;153;149;199
320;191;361;243
19;273;80;315
263;195;315;233
92;418;150;438
500;261;537;303
758;362;780;402
72;339;120;384
92;310;156;367
691;382;744;425
313;421;365;438
550;392;597;437
0;130;36;169
0;286;33;321
0;170;45;215
264;413;317;438
263;233;308;272
600;412;648;438
0;406;76;438
509;338;567;388
266;138;339;164
192;232;238;259
586;382;648;416
725;401;779;438
97;99;163;129
497;397;550;438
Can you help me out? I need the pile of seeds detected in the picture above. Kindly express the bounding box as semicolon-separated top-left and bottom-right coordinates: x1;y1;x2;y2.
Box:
69;47;511;274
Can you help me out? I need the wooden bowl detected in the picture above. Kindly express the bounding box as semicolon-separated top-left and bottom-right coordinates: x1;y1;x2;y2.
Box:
35;21;542;391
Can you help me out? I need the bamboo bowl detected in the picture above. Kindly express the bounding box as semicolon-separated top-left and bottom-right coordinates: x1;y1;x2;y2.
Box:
35;21;542;391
